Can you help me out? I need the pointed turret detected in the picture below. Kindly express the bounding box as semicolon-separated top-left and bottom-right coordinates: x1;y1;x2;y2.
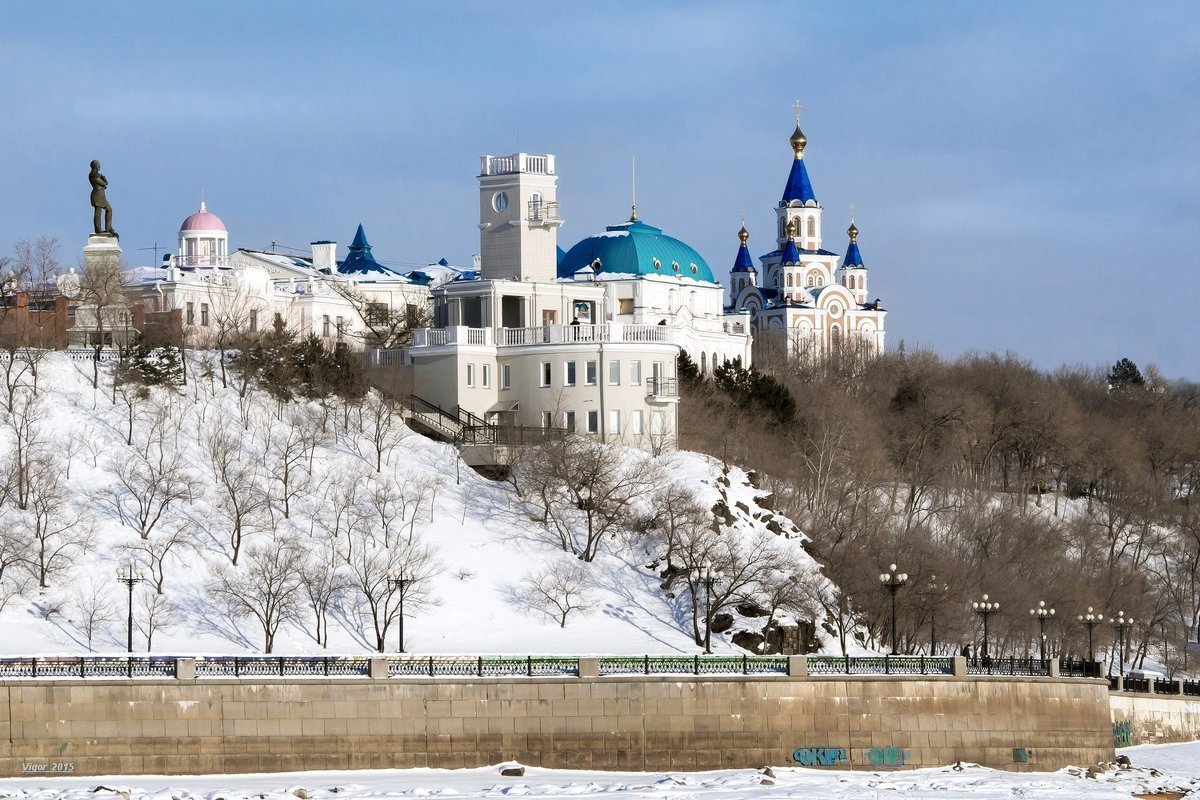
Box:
781;217;801;264
338;223;403;277
842;222;865;268
731;225;756;273
349;223;370;253
781;122;817;206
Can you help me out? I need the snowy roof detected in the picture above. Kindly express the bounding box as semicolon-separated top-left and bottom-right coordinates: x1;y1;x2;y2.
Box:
558;218;715;283
337;225;410;281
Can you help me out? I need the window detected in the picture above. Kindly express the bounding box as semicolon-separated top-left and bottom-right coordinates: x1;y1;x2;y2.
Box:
200;303;209;327
608;410;620;434
540;361;552;387
482;364;491;388
249;309;258;332
632;410;644;436
608;360;620;385
366;303;388;324
186;302;194;325
565;360;576;387
585;360;597;386
701;352;707;373
564;410;576;431
500;364;511;390
618;298;634;315
466;364;475;387
541;411;552;429
323;315;331;337
807;217;816;238
651;410;667;435
336;316;344;339
630;360;642;385
587;410;599;434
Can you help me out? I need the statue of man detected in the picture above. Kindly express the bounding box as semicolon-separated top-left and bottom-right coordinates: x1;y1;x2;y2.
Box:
89;160;116;238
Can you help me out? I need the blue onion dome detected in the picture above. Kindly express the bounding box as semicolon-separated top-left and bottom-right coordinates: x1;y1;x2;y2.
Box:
731;225;755;273
558;218;714;282
842;222;865;268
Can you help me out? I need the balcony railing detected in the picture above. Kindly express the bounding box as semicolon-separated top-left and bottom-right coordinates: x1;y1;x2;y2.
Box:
527;200;562;227
170;254;232;268
646;377;678;399
412;324;676;349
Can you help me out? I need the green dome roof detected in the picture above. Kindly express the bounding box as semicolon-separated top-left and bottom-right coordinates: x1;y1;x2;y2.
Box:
558;219;714;283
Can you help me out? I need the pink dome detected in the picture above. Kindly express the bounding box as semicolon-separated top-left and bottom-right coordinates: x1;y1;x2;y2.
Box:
180;202;226;232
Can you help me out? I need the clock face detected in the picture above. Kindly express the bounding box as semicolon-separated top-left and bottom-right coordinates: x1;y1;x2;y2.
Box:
492;191;509;213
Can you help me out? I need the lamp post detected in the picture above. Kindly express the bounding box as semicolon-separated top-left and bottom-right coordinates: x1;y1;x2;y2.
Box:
927;576;948;656
971;594;1000;660
878;564;909;654
690;562;723;654
115;561;145;653
388;571;411;653
1077;607;1104;663
1029;601;1055;663
1112;611;1134;676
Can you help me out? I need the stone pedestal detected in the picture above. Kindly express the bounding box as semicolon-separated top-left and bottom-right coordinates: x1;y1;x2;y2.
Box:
83;234;122;270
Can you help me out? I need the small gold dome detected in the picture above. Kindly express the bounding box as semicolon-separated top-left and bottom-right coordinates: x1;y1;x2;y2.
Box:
790;122;807;157
847;222;858;242
737;225;749;246
786;217;798;237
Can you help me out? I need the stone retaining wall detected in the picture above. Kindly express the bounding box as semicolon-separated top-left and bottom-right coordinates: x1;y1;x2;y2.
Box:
1110;692;1200;745
2;671;1113;776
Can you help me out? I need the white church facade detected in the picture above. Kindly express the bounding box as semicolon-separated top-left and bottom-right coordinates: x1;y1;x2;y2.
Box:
727;122;887;362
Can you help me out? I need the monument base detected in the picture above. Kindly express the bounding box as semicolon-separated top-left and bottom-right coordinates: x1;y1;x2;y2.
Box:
82;234;122;272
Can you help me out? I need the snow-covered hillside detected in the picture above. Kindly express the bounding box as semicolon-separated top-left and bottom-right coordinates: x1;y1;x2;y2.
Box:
0;352;833;657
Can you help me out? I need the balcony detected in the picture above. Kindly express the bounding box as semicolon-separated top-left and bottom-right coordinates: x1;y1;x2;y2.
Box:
646;377;679;402
527;200;563;228
171;254;232;268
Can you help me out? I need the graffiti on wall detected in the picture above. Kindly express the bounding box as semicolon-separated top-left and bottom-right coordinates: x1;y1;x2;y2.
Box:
866;746;911;768
791;747;848;766
1113;720;1133;748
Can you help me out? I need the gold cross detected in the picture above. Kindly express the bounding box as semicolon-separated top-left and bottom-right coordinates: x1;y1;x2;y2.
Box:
849;201;856;223
793;100;803;123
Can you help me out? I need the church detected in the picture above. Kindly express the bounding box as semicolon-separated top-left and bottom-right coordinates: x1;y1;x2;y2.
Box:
727;121;887;363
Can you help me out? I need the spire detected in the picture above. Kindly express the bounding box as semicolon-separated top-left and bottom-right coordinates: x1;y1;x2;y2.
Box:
781;218;800;264
629;157;638;222
781;126;817;204
732;224;755;273
842;214;865;268
350;223;370;252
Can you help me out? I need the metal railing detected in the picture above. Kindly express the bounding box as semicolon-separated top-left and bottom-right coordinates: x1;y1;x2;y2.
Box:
807;656;955;676
0;657;176;678
1059;659;1100;678
597;655;788;676
646;377;678;398
1184;680;1200;697
965;657;1051;677
389;656;577;678
193;656;373;678
1123;676;1151;693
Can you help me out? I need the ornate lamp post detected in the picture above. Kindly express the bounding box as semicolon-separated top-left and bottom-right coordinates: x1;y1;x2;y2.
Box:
115;561;145;653
971;594;1000;660
1077;607;1104;663
878;564;908;654
388;571;411;653
1112;611;1134;676
690;562;723;654
1029;600;1055;663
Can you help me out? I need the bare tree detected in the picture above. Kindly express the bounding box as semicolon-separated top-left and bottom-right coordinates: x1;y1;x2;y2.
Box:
344;530;441;652
263;406;322;519
205;427;269;565
68;578;118;651
76;254;129;388
327;281;429;350
354;391;409;472
2;386;47;509
299;535;349;648
0;510;31;611
135;591;177;652
124;526;191;594
209;536;305;653
519;560;596;628
106;435;191;540
25;456;92;589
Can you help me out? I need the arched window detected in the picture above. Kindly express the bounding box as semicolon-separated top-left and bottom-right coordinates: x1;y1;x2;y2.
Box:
831;324;842;350
807;217;816;238
701;352;707;374
806;275;814;287
712;352;719;371
786;273;793;287
792;217;802;238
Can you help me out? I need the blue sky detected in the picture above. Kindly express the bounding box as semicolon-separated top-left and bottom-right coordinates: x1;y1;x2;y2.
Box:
2;1;1198;377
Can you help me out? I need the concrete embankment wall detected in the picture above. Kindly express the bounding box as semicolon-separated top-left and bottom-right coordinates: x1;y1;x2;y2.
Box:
3;673;1113;776
1110;693;1200;744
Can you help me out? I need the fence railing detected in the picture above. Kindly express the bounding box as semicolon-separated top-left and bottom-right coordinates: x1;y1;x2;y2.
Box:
597;655;788;676
807;656;955;676
965;657;1052;677
0;657;176;679
389;656;578;678
193;656;373;677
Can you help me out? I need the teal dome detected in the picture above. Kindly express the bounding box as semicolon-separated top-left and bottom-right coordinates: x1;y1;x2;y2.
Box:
558;219;714;283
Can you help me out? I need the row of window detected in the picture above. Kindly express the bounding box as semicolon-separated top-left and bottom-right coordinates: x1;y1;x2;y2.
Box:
184;302;349;340
540;408;667;436
464;360;657;390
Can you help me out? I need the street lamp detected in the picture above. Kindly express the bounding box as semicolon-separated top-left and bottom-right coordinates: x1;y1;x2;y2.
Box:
878;564;909;654
1112;611;1134;676
971;594;1000;660
115;561;145;653
388;571;411;653
927;575;948;656
1029;600;1055;663
1077;607;1104;663
690;562;723;654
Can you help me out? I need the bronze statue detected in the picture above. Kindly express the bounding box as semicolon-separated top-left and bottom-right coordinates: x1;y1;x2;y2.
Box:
89;160;116;238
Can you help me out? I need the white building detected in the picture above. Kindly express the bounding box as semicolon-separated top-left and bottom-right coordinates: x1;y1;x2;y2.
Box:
728;122;887;362
126;205;433;348
407;153;751;450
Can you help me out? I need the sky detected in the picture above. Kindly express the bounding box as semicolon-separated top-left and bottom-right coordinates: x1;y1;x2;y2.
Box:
2;1;1198;378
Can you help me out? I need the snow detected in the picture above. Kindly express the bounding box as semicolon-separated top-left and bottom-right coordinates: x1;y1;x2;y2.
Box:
0;353;831;658
1;741;1198;799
